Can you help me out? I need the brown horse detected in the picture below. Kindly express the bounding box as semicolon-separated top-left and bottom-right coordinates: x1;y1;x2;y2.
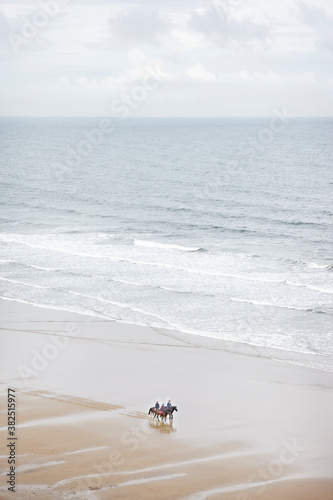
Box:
148;407;159;418
149;406;178;421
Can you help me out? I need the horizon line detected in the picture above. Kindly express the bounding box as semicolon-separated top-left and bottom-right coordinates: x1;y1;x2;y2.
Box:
1;115;333;119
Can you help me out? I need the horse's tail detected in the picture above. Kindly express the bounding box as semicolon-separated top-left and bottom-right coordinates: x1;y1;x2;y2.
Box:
148;407;153;415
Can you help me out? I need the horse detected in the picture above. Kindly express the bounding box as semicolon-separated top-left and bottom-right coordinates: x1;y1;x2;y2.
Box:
148;407;159;418
164;405;178;420
152;406;178;421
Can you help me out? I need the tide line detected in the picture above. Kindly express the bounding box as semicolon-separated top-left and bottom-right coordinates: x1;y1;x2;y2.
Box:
183;473;306;500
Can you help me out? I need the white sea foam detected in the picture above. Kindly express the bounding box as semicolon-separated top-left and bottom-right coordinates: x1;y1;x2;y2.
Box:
0;259;58;272
134;239;200;252
112;277;147;287
95;233;114;239
0;277;47;289
284;280;333;294
0;234;107;261
307;262;331;270
0;235;330;295
25;263;59;272
0;296;110;320
229;297;311;311
68;291;180;327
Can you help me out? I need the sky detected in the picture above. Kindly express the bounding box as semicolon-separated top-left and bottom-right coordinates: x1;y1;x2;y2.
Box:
0;0;332;116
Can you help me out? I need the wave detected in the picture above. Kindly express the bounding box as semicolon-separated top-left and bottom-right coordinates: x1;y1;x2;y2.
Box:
0;296;110;320
1;235;332;295
110;277;145;287
0;260;101;282
0;277;48;289
229;297;316;313
159;285;204;295
93;233;115;240
283;280;333;295
0;235;109;261
68;291;180;328
0;260;66;273
307;262;332;270
134;239;202;252
280;257;332;270
21;263;60;272
2;239;332;294
110;277;212;297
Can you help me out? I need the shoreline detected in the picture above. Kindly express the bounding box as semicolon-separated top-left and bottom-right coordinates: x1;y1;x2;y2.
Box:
1;298;333;499
1;296;332;373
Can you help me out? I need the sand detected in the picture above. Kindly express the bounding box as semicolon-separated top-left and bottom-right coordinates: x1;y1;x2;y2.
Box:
0;298;333;499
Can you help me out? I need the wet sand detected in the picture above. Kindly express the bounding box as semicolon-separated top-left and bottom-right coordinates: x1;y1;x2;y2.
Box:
0;299;333;499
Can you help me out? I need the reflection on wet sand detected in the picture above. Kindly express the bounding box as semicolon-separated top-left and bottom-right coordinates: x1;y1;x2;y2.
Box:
148;419;177;433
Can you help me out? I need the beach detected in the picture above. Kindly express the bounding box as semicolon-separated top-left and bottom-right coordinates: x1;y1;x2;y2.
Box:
1;0;333;494
0;298;333;499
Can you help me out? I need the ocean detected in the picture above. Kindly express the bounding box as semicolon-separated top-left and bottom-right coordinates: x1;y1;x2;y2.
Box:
0;117;332;370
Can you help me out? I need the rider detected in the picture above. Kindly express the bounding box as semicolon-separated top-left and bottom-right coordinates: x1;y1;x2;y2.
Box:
155;401;160;410
167;400;172;409
160;403;165;410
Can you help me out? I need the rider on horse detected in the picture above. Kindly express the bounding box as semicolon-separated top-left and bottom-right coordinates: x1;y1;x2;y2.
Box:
155;401;160;409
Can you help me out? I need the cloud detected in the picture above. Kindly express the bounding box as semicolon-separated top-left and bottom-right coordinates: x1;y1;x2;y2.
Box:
107;8;169;48
0;8;13;56
52;51;177;94
188;4;269;47
0;0;332;116
216;69;326;87
186;63;216;81
297;1;333;52
226;70;282;85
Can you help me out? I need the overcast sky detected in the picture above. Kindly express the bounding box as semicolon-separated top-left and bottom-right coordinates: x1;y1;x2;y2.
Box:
0;0;332;116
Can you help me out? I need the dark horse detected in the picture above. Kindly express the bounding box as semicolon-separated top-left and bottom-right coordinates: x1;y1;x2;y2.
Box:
148;406;178;421
148;407;159;418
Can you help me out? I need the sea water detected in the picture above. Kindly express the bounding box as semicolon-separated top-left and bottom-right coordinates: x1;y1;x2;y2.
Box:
0;117;332;369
